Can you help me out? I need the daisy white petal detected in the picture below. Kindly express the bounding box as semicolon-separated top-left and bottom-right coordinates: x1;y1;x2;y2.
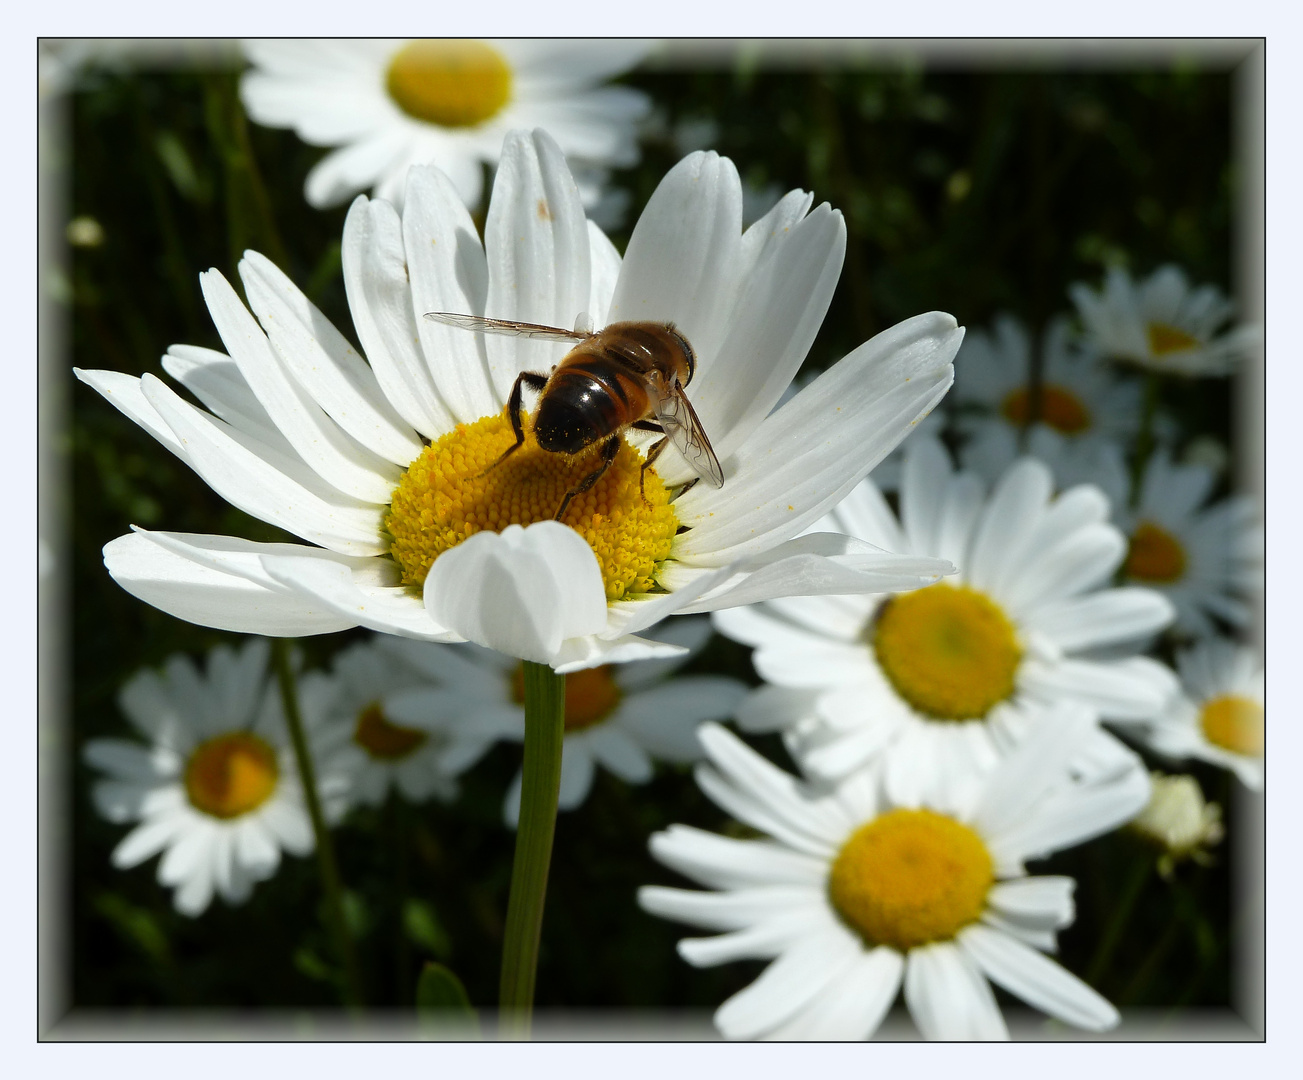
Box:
341;194;454;436
714;930;860;1040
905;941;1008;1040
675;312;961;564
648;825;827;890
959;923;1118;1030
103;531;364;638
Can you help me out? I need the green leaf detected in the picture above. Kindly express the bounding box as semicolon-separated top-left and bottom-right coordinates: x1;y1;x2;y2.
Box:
403;898;452;960
415;962;479;1038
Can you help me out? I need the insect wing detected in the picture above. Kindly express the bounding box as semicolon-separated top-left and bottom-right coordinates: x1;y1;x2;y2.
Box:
654;385;725;488
423;312;591;342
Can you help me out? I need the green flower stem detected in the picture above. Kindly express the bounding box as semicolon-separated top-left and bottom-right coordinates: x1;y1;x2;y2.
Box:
1129;371;1162;509
1085;851;1151;988
498;660;567;1039
271;637;364;1010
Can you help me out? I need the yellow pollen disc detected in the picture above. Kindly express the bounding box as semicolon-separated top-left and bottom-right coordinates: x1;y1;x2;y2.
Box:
385;40;512;128
829;808;993;950
184;733;279;819
1000;384;1092;435
386;411;678;602
1200;694;1264;756
871;584;1022;720
1125;521;1187;584
353;702;428;761
511;663;623;732
1147;322;1201;357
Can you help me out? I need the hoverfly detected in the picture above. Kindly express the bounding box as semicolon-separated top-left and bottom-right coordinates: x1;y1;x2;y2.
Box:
423;312;725;521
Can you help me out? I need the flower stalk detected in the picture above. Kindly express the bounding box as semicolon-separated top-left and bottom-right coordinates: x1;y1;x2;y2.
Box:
498;660;567;1038
271;637;364;1010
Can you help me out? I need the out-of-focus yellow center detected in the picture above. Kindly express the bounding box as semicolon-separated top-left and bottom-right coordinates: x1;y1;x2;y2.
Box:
1200;694;1264;756
1147;322;1201;357
353;702;428;761
511;662;623;732
385;40;512;128
386;411;678;602
1125;521;1187;584
829;808;993;950
184;732;279;819
871;584;1022;720
1000;384;1092;435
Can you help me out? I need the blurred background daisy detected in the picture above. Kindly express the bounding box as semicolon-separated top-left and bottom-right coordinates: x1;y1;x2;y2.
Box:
84;640;349;916
240;39;654;214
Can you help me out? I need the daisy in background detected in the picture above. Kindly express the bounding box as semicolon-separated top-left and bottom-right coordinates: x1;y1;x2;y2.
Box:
240;39;653;213
1068;264;1258;377
1130;772;1225;879
84;639;351;917
952;312;1146;458
639;715;1149;1040
299;636;465;808
77;130;961;674
379;618;746;826
1129;637;1263;790
947;312;1153;492
1098;448;1262;639
716;436;1175;802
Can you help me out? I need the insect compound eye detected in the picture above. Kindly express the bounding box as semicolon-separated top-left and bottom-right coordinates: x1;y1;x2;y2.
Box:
668;327;696;383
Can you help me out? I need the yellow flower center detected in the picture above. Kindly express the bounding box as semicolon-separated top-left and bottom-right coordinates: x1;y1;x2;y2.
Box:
1199;694;1264;756
385;40;513;128
871;584;1022;720
829;808;994;950
1125;521;1187;584
1000;384;1092;435
1147;322;1201;357
511;662;623;732
386;411;678;602
184;733;279;819
353;702;429;761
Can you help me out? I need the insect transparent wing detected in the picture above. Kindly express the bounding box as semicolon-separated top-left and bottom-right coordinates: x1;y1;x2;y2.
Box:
655;384;725;488
423;312;591;342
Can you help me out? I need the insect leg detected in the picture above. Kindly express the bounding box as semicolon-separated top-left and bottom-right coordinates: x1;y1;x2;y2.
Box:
639;437;669;507
480;370;548;477
554;436;620;521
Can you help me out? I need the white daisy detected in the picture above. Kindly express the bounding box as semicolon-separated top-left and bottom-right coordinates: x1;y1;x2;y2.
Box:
1101;448;1262;639
638;716;1148;1040
1068;264;1259;377
380;618;747;826
1130;772;1225;879
299;636;464;808
83;639;349;917
953;313;1144;448
239;39;653;212
76;130;960;674
715;436;1176;802
1134;637;1263;790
